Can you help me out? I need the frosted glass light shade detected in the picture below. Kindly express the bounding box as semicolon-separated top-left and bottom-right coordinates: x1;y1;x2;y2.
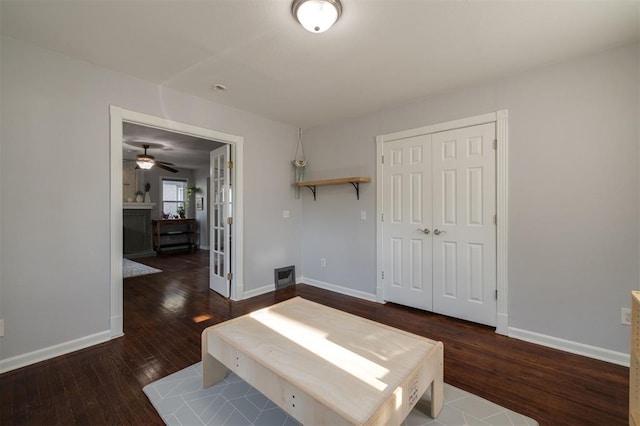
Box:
136;158;154;169
292;0;342;33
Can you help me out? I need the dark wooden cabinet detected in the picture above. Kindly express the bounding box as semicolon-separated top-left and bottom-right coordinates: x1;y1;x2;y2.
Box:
152;219;197;254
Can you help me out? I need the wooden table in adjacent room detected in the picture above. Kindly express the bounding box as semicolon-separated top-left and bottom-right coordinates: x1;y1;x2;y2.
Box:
201;297;443;425
151;218;197;255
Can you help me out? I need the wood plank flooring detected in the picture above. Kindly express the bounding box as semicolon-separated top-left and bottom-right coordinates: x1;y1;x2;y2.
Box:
0;250;629;425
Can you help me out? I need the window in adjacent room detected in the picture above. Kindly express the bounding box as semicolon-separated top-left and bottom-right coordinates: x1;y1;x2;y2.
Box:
162;178;187;217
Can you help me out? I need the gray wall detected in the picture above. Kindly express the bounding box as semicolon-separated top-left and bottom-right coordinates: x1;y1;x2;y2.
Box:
0;34;637;367
0;36;302;361
300;43;639;354
193;166;210;248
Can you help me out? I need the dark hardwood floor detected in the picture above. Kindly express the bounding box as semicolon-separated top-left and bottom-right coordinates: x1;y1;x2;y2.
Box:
0;250;629;425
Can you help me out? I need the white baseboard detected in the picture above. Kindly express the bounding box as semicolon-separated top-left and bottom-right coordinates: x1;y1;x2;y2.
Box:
509;327;630;367
242;284;276;300
0;329;113;374
241;276;308;300
302;277;379;303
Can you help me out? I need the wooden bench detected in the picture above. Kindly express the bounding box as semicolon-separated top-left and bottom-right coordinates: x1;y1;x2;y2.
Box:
202;297;443;425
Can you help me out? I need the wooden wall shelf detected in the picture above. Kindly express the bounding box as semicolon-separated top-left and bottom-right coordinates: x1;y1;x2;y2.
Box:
295;177;371;201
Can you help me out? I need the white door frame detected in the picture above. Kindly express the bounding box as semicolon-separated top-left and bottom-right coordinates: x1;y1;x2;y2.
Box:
376;110;509;335
109;106;244;338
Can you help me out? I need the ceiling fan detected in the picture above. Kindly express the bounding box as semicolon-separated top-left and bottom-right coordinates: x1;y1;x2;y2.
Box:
136;144;178;173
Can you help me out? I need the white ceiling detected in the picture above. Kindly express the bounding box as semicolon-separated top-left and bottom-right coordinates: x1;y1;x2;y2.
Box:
1;0;638;129
122;122;224;170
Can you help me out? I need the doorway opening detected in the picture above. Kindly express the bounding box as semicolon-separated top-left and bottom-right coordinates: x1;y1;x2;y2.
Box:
109;106;244;338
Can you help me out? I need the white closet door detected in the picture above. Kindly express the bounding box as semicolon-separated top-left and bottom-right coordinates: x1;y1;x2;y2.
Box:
382;135;433;311
431;123;496;326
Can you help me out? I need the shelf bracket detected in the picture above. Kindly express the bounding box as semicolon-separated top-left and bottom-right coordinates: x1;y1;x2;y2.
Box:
295;177;370;201
350;182;361;200
305;185;317;201
304;182;362;201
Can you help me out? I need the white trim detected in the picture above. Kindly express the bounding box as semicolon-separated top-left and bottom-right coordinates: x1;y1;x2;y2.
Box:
243;284;276;300
123;202;155;210
303;277;378;303
509;327;630;367
110;106;124;338
375;136;385;303
231;141;244;300
375;110;509;333
496;313;508;335
111;315;123;339
0;330;112;374
110;106;245;339
241;274;305;300
495;110;509;335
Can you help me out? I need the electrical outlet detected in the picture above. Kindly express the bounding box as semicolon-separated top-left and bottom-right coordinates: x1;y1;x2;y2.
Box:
361;210;367;220
320;258;326;267
621;308;632;326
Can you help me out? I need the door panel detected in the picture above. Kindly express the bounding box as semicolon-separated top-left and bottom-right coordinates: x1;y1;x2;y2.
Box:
442;170;457;225
210;145;231;297
383;135;432;311
432;123;496;326
442;241;457;297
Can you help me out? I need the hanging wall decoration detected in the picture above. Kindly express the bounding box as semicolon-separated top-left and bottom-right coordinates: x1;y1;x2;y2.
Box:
292;128;307;198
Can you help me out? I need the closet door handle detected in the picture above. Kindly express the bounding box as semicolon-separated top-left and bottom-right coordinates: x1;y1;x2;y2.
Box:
434;229;446;235
417;228;430;235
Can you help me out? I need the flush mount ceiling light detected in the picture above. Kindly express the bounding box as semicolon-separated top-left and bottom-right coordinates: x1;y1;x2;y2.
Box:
292;0;342;33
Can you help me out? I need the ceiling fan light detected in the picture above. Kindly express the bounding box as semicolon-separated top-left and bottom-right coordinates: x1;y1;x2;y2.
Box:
292;0;342;33
136;157;154;169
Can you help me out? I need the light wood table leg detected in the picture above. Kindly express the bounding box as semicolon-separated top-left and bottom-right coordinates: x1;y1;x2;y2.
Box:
430;343;444;418
202;328;226;388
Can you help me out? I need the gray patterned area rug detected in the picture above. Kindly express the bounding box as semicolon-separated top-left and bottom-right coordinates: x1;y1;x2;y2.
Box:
143;362;538;426
123;258;162;279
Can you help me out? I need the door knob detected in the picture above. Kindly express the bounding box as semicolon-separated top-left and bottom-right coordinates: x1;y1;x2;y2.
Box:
417;228;430;235
433;229;446;235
